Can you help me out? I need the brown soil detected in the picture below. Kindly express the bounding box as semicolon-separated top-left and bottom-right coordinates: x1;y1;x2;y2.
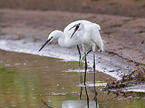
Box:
0;0;145;66
0;0;145;18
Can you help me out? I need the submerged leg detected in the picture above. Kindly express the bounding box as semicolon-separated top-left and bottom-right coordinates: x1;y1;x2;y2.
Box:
93;52;98;107
77;45;83;99
83;52;89;107
85;84;89;108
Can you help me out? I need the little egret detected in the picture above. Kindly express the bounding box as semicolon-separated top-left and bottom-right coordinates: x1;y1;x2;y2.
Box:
38;20;100;73
69;21;104;101
38;20;98;72
38;20;97;99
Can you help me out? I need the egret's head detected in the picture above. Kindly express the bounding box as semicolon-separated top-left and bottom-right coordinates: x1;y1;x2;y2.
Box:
38;30;62;52
48;30;62;39
68;22;84;39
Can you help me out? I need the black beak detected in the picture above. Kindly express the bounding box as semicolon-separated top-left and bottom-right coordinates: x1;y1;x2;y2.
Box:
68;24;77;31
69;23;80;39
38;37;53;52
70;29;77;39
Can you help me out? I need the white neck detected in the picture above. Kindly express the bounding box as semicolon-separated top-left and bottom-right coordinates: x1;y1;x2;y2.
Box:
54;30;69;48
55;30;79;48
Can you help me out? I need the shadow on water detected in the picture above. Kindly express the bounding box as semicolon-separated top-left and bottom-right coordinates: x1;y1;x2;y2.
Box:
0;50;145;108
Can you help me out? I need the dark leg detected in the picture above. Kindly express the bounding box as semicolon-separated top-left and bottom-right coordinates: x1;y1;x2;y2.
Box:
77;45;83;99
84;52;89;108
84;52;87;85
87;49;92;55
77;45;81;73
93;52;98;107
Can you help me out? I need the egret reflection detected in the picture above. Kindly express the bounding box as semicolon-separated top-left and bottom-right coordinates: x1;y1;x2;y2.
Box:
62;100;99;108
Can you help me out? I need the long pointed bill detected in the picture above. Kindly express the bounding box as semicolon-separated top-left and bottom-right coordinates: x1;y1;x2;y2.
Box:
70;29;77;39
68;24;77;31
38;37;53;52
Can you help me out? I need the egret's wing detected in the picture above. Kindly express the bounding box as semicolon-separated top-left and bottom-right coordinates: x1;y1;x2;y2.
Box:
91;27;104;51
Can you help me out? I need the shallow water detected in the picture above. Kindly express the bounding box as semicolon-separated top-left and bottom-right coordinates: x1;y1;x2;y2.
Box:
0;50;145;108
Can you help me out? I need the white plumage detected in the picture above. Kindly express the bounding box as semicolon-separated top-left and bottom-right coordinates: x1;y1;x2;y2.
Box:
38;20;104;100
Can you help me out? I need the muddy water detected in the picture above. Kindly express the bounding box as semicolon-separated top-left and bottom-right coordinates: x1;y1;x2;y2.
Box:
0;50;145;108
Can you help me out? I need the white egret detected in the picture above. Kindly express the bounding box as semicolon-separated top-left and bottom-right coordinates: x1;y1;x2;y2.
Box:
38;20;98;99
38;20;101;73
38;20;98;76
69;21;104;101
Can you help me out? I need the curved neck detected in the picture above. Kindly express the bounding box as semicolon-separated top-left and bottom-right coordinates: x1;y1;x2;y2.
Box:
56;31;66;47
57;30;79;48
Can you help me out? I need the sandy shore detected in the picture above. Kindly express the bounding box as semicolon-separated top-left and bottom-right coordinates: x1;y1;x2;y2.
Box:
0;9;145;67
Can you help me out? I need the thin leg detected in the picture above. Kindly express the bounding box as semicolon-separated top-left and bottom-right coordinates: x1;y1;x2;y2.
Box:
81;49;92;62
77;45;81;73
77;45;83;99
84;52;89;108
93;52;98;107
87;49;92;55
84;52;87;85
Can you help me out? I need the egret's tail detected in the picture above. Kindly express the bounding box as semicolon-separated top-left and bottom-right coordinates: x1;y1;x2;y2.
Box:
99;41;104;52
93;23;101;30
93;23;103;51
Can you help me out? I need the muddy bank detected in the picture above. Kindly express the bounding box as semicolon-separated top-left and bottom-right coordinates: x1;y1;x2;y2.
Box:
0;0;145;18
104;67;145;92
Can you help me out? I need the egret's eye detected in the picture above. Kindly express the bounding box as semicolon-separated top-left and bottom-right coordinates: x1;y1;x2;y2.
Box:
48;36;53;40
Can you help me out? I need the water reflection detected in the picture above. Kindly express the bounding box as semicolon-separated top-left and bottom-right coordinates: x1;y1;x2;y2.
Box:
77;84;99;108
42;99;99;108
42;100;53;108
62;100;99;108
42;72;99;108
42;86;99;108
